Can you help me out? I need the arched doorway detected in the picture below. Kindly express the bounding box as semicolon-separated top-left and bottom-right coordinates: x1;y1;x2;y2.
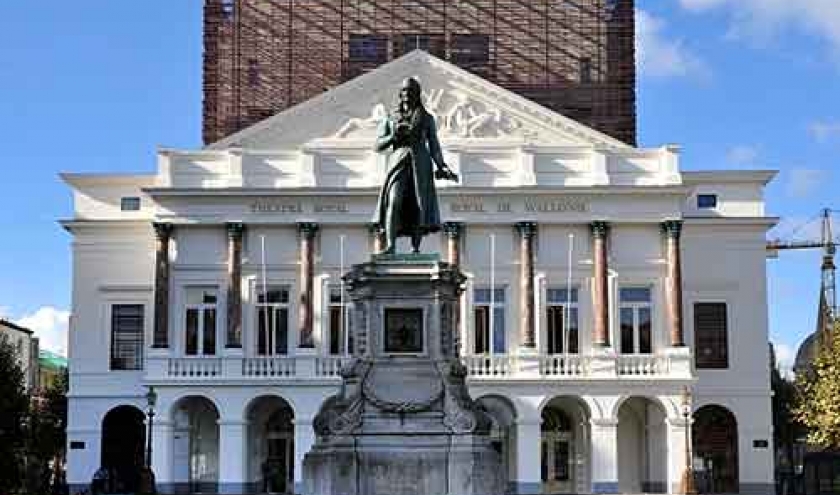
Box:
617;396;668;494
541;396;590;494
101;405;146;493
171;396;220;493
693;405;739;494
246;396;295;494
477;395;517;490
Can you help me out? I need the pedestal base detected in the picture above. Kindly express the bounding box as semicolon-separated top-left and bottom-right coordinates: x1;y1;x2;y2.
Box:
304;434;504;495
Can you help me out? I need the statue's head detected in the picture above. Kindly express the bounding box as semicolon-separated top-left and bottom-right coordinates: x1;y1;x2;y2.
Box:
399;77;423;110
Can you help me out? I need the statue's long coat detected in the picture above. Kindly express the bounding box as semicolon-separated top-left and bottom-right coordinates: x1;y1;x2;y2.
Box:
372;109;446;236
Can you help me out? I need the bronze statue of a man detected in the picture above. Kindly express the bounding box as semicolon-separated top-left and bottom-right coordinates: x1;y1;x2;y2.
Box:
372;77;458;254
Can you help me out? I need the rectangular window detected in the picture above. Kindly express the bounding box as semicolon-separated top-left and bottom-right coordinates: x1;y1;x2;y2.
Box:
120;197;141;211
450;34;490;69
474;287;506;354
184;287;218;356
110;304;144;370
256;285;289;356
546;288;579;354
328;285;353;355
694;303;729;368
579;57;593;83
697;194;718;209
393;34;445;58
348;34;388;63
619;287;653;354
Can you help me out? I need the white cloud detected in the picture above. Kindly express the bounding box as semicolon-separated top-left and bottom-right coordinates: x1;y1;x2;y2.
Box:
786;168;831;198
809;121;840;143
679;0;840;56
636;10;710;80
15;306;70;357
773;342;796;378
725;145;759;166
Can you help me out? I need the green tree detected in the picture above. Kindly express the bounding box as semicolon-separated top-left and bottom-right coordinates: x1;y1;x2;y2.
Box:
795;323;840;449
770;343;802;477
25;368;69;493
0;334;29;493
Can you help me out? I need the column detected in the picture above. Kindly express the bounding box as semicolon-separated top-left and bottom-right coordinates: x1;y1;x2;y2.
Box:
294;419;316;495
662;220;685;347
443;222;464;266
298;222;319;349
666;417;690;495
152;222;173;348
590;418;619;494
591;221;610;347
516;222;538;350
226;223;245;349
217;419;247;494
151;420;174;493
514;419;542;494
367;222;384;254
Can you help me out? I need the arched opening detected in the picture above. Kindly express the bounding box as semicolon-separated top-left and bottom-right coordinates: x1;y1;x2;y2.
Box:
477;395;517;490
693;405;739;494
246;396;295;494
541;396;591;494
617;396;668;494
101;405;146;493
171;396;220;493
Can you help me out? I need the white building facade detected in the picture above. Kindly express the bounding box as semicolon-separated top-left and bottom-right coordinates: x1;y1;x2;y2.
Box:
64;52;776;494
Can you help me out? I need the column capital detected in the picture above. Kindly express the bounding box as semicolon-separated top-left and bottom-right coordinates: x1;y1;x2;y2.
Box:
152;222;173;240
590;220;610;238
298;222;320;238
226;222;245;239
442;221;465;238
515;221;538;238
661;219;683;239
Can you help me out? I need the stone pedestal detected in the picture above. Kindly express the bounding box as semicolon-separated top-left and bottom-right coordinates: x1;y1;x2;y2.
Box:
303;255;504;495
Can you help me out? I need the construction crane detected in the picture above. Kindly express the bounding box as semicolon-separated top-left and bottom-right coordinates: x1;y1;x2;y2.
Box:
767;208;837;331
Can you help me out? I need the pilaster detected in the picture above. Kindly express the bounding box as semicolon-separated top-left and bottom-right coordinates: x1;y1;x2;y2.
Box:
298;222;319;349
226;222;245;349
217;419;247;494
590;221;610;348
513;419;542;494
662;219;685;347
152;222;173;349
443;221;464;267
516;221;538;351
590;418;619;494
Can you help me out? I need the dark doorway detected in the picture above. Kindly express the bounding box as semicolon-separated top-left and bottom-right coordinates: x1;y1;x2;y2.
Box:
693;405;739;494
101;405;146;493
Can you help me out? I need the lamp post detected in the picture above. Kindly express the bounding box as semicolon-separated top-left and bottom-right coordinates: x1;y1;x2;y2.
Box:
679;386;698;495
139;386;158;494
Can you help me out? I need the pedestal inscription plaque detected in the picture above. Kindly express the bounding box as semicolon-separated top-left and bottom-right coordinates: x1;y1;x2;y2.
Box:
303;256;505;495
384;308;423;354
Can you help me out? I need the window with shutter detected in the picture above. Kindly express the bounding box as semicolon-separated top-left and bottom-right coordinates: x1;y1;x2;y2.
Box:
694;303;729;369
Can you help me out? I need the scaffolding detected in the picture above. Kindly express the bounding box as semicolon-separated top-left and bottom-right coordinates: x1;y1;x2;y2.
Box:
203;0;636;145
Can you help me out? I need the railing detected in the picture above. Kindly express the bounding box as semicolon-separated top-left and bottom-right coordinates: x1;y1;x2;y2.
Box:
539;355;587;377
316;356;349;377
616;354;669;376
149;351;689;382
464;355;514;377
242;357;296;377
167;358;222;378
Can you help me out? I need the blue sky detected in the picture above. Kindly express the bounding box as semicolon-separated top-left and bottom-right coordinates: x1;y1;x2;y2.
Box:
1;2;837;369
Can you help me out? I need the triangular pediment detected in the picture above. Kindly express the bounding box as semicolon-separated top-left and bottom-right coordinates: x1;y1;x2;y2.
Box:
206;50;633;151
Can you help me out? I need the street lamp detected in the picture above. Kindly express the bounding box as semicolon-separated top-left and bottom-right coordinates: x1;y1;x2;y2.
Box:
139;386;158;494
679;386;698;495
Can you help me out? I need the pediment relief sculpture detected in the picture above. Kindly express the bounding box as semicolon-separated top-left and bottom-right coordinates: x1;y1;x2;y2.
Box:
333;87;540;141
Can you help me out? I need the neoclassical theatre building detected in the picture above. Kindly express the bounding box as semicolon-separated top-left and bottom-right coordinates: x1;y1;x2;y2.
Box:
64;52;776;494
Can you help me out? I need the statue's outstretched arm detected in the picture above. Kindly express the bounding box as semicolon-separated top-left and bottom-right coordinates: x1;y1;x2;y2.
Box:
374;118;395;153
428;117;459;182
